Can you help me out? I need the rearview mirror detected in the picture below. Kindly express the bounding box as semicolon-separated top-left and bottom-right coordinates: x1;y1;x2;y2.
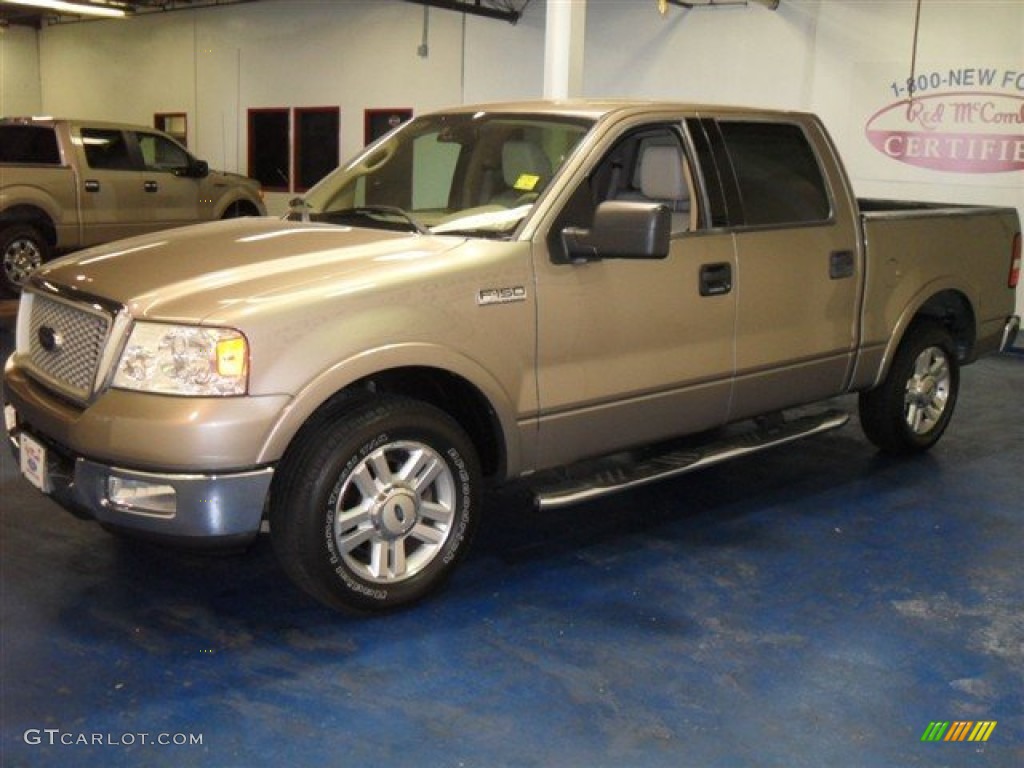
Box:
561;201;670;262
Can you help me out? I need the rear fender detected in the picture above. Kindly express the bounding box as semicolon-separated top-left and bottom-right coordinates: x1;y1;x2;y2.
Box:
868;281;975;389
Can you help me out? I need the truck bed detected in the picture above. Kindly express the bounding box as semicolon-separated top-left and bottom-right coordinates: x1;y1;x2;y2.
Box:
855;200;1019;385
857;197;1012;218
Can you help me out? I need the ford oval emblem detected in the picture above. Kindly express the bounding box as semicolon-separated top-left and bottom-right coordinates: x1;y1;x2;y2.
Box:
38;325;62;352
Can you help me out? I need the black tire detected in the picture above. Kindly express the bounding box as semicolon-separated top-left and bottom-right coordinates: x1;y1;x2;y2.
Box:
859;320;960;454
1;224;50;297
221;201;259;219
269;395;481;613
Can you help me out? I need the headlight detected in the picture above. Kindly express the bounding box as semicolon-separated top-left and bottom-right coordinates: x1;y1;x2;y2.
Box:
113;323;249;396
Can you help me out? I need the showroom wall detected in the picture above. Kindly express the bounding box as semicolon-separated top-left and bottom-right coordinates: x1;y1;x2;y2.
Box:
0;24;41;115
0;0;1020;313
583;0;1023;316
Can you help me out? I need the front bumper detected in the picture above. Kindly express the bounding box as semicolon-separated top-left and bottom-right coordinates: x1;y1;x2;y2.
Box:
3;354;281;546
6;417;273;545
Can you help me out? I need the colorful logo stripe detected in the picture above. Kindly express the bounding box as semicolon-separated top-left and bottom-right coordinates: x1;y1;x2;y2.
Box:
921;721;997;742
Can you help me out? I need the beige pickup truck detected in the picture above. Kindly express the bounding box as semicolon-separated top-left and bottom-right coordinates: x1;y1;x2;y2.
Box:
4;101;1021;613
0;117;266;296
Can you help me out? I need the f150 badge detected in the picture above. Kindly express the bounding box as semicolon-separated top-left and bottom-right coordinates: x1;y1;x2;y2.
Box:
477;286;526;306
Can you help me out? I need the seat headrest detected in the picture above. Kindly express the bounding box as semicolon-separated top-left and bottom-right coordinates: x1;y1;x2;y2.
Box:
639;144;689;203
502;140;552;188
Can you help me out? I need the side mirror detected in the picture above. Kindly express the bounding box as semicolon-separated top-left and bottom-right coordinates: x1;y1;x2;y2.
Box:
179;158;209;179
561;201;671;262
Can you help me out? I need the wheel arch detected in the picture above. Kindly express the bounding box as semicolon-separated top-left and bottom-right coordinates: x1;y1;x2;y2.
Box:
218;198;263;219
0;204;58;248
352;366;507;479
260;354;519;483
872;287;976;389
912;289;976;361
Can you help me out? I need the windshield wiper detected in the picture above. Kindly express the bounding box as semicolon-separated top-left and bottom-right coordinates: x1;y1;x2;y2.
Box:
431;227;512;240
321;206;429;235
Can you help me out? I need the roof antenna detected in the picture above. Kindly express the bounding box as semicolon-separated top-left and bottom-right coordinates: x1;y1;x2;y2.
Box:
907;0;922;118
418;3;430;58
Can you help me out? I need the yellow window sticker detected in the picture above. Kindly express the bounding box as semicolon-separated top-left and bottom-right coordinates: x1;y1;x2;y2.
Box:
514;173;540;192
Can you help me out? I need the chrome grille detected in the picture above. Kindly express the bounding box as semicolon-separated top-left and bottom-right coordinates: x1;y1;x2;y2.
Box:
25;292;112;402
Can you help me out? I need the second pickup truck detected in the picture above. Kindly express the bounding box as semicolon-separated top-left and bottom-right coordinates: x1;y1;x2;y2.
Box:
4;101;1021;613
0;117;266;296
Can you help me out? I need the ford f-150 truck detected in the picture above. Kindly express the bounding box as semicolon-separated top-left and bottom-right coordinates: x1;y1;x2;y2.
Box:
4;101;1021;613
0;117;266;296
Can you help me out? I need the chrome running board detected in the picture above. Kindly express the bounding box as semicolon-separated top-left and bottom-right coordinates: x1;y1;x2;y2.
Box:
533;409;850;510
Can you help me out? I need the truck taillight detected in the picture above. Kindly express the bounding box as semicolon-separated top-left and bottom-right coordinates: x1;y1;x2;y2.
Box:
1011;232;1022;289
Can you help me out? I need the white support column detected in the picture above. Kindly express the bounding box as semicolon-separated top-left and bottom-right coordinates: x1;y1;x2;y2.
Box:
543;0;587;100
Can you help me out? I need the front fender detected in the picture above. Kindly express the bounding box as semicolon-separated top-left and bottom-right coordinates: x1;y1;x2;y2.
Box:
256;342;527;478
212;190;267;218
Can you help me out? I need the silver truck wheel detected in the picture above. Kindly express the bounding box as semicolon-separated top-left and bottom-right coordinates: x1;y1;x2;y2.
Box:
332;439;458;584
859;321;960;454
1;225;48;297
904;345;952;436
270;396;480;613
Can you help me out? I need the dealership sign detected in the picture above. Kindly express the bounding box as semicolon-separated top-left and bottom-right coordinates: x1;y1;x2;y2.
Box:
865;68;1024;174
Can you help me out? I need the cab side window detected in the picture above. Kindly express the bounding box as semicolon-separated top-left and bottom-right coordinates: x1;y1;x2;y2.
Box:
548;125;696;262
718;121;831;226
80;128;134;171
137;132;190;174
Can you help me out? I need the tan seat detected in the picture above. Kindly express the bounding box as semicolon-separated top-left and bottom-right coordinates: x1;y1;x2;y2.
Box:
490;140;552;205
636;144;691;232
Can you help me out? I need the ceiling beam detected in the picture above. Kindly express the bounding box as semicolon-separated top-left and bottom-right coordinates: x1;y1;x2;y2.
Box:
403;0;521;25
663;0;779;8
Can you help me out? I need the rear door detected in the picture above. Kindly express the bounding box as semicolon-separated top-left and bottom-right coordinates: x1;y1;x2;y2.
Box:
692;116;861;420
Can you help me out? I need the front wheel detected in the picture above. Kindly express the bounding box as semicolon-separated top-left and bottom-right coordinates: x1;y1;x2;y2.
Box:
859;321;960;454
270;396;481;613
1;224;50;297
221;201;259;218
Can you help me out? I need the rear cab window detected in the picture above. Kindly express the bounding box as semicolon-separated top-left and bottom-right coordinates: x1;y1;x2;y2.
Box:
687;117;833;229
719;121;831;226
0;125;61;165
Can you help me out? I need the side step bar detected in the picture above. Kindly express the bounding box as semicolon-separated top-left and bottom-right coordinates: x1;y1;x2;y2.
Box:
533;409;850;510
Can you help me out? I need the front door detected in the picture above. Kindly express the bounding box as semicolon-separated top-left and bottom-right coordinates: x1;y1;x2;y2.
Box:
133;130;201;229
533;121;737;470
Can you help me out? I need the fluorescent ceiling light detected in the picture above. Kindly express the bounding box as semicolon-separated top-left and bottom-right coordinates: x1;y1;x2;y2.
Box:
1;0;126;18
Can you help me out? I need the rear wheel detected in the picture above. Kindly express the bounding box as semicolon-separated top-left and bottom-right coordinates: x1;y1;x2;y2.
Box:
859;321;960;454
270;396;481;613
1;224;50;297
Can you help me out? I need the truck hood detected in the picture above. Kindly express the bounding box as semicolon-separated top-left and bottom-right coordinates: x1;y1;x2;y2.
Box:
210;169;260;190
35;218;468;323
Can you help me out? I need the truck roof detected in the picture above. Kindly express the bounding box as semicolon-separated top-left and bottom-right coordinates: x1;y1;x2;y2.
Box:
428;99;812;121
0;116;166;133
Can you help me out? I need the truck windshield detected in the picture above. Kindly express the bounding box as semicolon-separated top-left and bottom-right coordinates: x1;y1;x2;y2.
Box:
293;112;592;238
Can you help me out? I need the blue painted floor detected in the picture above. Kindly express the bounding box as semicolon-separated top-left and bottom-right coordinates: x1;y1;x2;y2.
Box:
2;321;1022;768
